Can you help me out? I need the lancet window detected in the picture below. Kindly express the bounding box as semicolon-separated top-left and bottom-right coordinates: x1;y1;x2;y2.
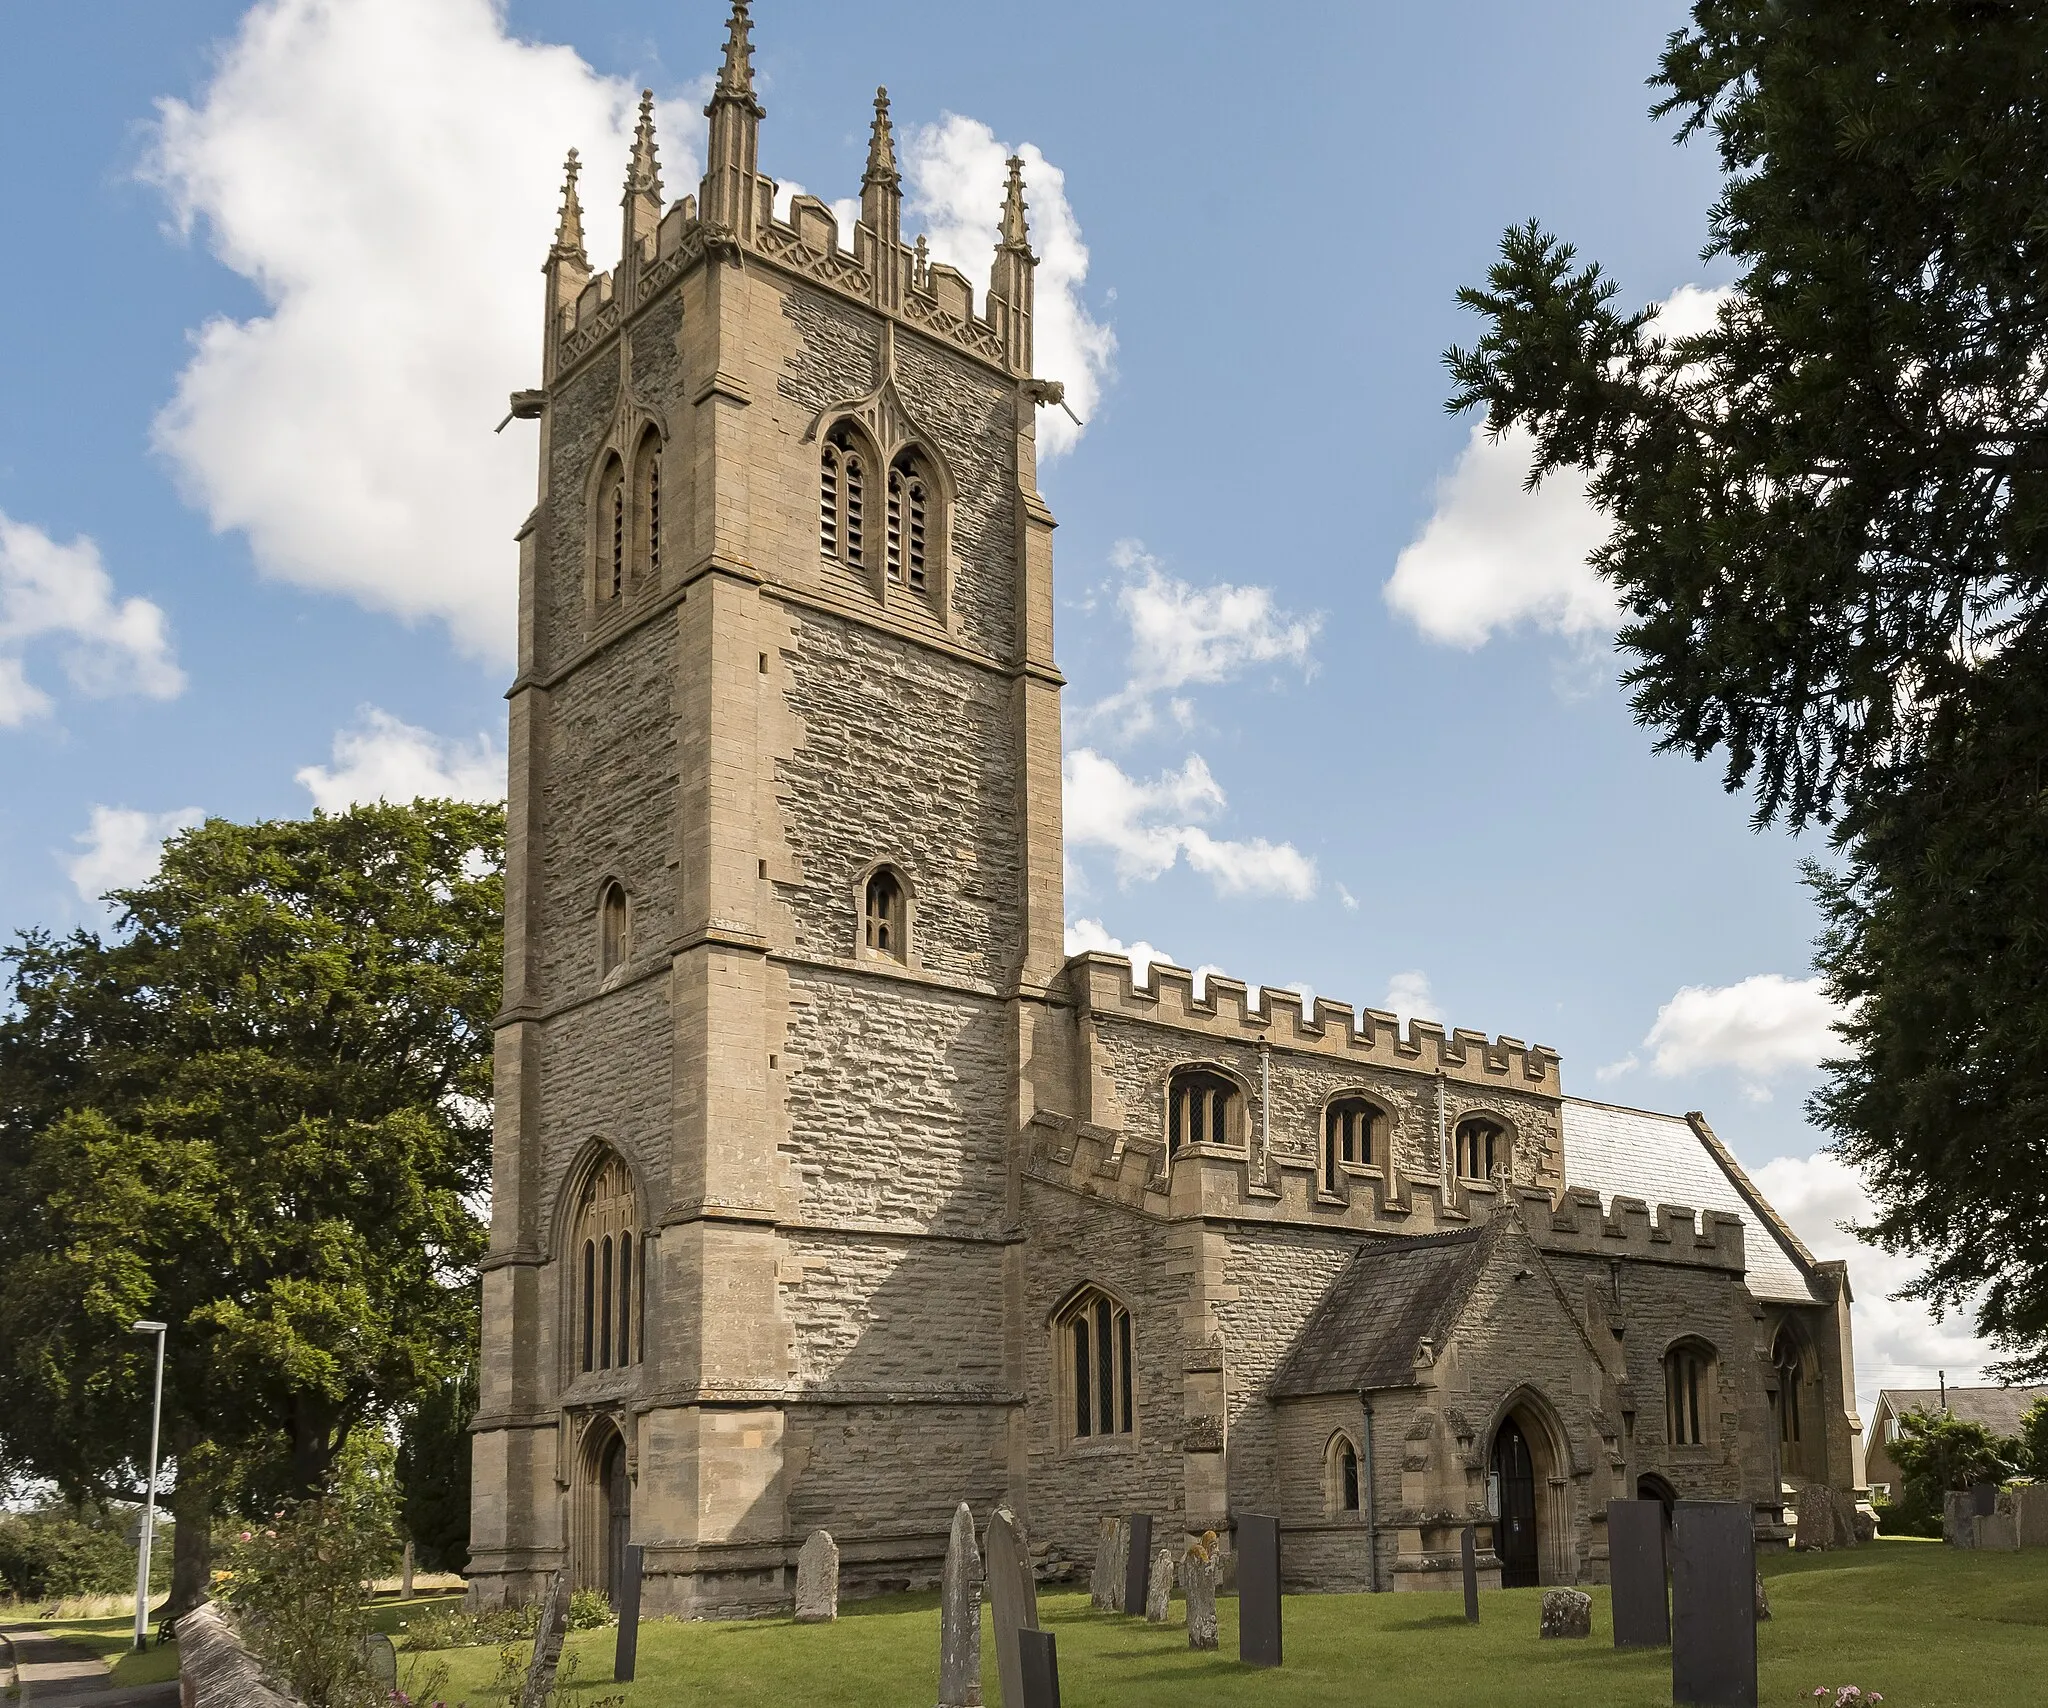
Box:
1323;1096;1380;1189
1665;1340;1714;1447
1325;1432;1362;1514
1059;1287;1134;1441
886;450;933;597
598;881;629;977
1167;1067;1239;1157
863;866;907;961
1773;1330;1806;1458
632;431;662;579
596;455;626;603
1455;1115;1506;1182
572;1151;641;1374
820;423;870;571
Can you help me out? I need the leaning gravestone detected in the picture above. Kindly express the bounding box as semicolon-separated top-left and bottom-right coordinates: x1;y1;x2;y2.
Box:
1183;1536;1219;1651
517;1569;572;1708
1145;1546;1175;1622
614;1543;644;1682
937;1502;983;1708
1088;1518;1118;1611
1672;1500;1757;1708
1540;1588;1592;1639
1460;1524;1479;1624
1607;1499;1670;1648
1237;1512;1282;1668
1122;1514;1153;1615
795;1529;839;1623
986;1504;1040;1708
1017;1627;1063;1708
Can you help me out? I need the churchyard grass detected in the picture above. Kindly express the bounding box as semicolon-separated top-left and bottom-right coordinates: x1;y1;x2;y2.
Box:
413;1539;2045;1708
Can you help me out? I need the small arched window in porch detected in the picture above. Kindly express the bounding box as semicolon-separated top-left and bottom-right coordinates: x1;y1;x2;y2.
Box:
1059;1287;1134;1440
1325;1432;1361;1515
1666;1340;1715;1446
1455;1115;1505;1182
1168;1067;1239;1157
1323;1096;1379;1189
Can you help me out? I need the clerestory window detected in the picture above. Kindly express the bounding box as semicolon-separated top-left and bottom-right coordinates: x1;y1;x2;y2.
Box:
1167;1067;1240;1157
1455;1115;1505;1182
1323;1096;1380;1190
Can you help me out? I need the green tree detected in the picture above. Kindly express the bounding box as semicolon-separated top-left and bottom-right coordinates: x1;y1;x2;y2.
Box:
0;802;502;1616
1883;1408;2025;1534
1443;2;2048;1372
0;1500;168;1600
2019;1395;2048;1480
397;1356;477;1574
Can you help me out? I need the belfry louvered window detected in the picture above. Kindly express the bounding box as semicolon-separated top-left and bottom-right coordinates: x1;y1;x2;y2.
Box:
821;423;871;571
596;455;625;603
633;431;662;579
1060;1288;1134;1440
887;451;932;596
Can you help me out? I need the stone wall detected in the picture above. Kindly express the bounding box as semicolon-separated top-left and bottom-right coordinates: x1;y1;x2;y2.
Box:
176;1602;302;1708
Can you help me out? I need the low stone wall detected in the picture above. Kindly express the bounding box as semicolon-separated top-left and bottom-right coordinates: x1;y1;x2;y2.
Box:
176;1603;302;1708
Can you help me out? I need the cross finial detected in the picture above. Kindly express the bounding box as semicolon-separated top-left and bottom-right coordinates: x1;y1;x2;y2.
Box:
865;86;899;188
999;156;1032;254
716;0;757;101
551;148;587;263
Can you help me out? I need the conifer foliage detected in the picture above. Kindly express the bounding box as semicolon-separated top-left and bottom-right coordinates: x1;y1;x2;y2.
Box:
1446;1;2048;1373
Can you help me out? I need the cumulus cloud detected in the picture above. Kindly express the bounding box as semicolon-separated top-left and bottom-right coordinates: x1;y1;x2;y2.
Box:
296;707;506;811
146;0;704;661
1083;539;1319;738
63;805;207;906
0;511;185;725
1751;1151;1994;1419
904;113;1115;459
1064;917;1173;986
1064;748;1316;899
1639;973;1847;1088
1381;970;1441;1025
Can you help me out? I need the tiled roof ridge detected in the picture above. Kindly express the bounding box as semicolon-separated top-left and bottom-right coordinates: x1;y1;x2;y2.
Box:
1562;1093;1695;1120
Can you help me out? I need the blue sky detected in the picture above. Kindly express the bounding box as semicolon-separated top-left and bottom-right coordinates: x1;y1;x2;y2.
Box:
0;1;1995;1409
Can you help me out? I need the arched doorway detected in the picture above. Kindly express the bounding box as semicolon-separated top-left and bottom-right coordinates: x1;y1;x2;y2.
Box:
1637;1473;1677;1524
1492;1418;1540;1587
574;1416;633;1598
601;1431;631;1599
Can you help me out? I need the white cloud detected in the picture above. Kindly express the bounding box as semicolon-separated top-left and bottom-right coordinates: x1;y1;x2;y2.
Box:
0;511;185;725
146;0;703;661
904;114;1115;459
1064;917;1173;986
1337;884;1359;912
64;805;206;905
1381;969;1441;1024
1751;1151;1995;1421
1640;973;1846;1084
296;707;506;811
1386;285;1735;653
1084;539;1319;737
1063;748;1316;899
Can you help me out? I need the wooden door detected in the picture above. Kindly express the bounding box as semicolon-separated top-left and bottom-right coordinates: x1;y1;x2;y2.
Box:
1492;1418;1540;1587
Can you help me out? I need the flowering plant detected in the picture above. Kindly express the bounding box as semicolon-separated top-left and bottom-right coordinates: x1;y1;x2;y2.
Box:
1812;1689;1884;1705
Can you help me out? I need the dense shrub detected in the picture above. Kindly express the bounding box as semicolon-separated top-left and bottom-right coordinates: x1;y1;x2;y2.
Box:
399;1588;611;1651
0;1502;167;1599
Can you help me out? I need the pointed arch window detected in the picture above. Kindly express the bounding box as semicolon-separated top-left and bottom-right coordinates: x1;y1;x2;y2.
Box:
599;881;629;978
1323;1096;1380;1190
1325;1432;1362;1514
1665;1339;1715;1447
596;455;626;603
1058;1287;1134;1441
1455;1115;1505;1182
886;449;934;598
821;423;869;571
1168;1067;1239;1157
632;432;663;580
863;866;907;962
1773;1329;1806;1466
571;1152;641;1374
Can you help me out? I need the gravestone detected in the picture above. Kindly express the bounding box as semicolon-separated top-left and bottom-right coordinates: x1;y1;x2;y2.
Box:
1145;1546;1175;1622
1017;1627;1062;1708
1540;1588;1592;1639
1089;1518;1118;1610
1107;1519;1131;1613
937;1503;983;1708
1183;1538;1219;1651
1460;1525;1479;1624
986;1504;1040;1708
1607;1499;1670;1648
1237;1512;1282;1668
1795;1482;1858;1551
1973;1481;1999;1517
794;1529;839;1623
517;1570;572;1708
614;1543;644;1683
358;1634;397;1691
1672;1500;1757;1708
1122;1514;1153;1615
1754;1572;1770;1622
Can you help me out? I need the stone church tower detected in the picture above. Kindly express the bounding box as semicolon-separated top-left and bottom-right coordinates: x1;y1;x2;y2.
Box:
468;2;1068;1615
470;2;1864;1615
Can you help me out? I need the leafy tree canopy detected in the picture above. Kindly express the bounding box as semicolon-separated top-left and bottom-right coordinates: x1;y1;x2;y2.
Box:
1446;0;2048;1374
0;801;502;1612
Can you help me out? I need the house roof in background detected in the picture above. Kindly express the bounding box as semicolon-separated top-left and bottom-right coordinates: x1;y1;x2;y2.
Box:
1872;1386;2048;1440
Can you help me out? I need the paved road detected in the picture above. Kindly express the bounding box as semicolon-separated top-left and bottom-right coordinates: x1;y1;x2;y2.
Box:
0;1625;179;1708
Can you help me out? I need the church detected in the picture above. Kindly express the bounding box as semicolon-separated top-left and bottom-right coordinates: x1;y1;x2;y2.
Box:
466;0;1864;1617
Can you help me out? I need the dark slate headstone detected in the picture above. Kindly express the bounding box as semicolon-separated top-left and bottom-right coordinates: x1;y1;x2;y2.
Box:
614;1544;644;1682
1237;1512;1282;1668
1972;1481;1998;1517
1122;1514;1153;1615
1607;1500;1670;1649
1671;1501;1757;1708
1017;1627;1062;1708
1460;1525;1479;1623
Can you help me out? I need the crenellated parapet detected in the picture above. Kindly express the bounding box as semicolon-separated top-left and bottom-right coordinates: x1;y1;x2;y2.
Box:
1527;1184;1748;1272
1060;950;1562;1095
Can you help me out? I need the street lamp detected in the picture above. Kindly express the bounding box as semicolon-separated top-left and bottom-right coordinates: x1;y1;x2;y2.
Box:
131;1320;167;1652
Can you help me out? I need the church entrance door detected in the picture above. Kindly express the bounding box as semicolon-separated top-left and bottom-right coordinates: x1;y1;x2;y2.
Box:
602;1432;631;1599
1492;1418;1540;1587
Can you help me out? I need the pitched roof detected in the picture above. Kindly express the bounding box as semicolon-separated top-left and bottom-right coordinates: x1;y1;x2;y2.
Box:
1875;1386;2048;1439
1561;1098;1819;1305
1269;1225;1496;1398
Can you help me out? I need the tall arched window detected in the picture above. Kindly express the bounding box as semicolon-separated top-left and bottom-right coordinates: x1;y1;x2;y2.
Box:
571;1151;640;1374
1323;1096;1379;1190
863;866;906;961
1325;1432;1362;1514
1665;1340;1714;1446
596;455;626;603
1455;1115;1505;1182
1168;1067;1239;1156
632;431;662;580
1773;1329;1806;1462
599;881;629;977
886;449;934;597
821;423;869;570
1058;1287;1134;1441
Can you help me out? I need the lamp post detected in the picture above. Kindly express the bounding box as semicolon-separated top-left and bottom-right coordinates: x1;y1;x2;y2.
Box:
131;1320;167;1651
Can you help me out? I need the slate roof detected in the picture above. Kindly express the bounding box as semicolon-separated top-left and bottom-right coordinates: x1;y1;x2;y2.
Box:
1269;1225;1497;1398
1561;1097;1820;1305
1874;1386;2048;1440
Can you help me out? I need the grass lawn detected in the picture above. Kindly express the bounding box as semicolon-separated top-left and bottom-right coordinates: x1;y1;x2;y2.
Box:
406;1540;2046;1708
